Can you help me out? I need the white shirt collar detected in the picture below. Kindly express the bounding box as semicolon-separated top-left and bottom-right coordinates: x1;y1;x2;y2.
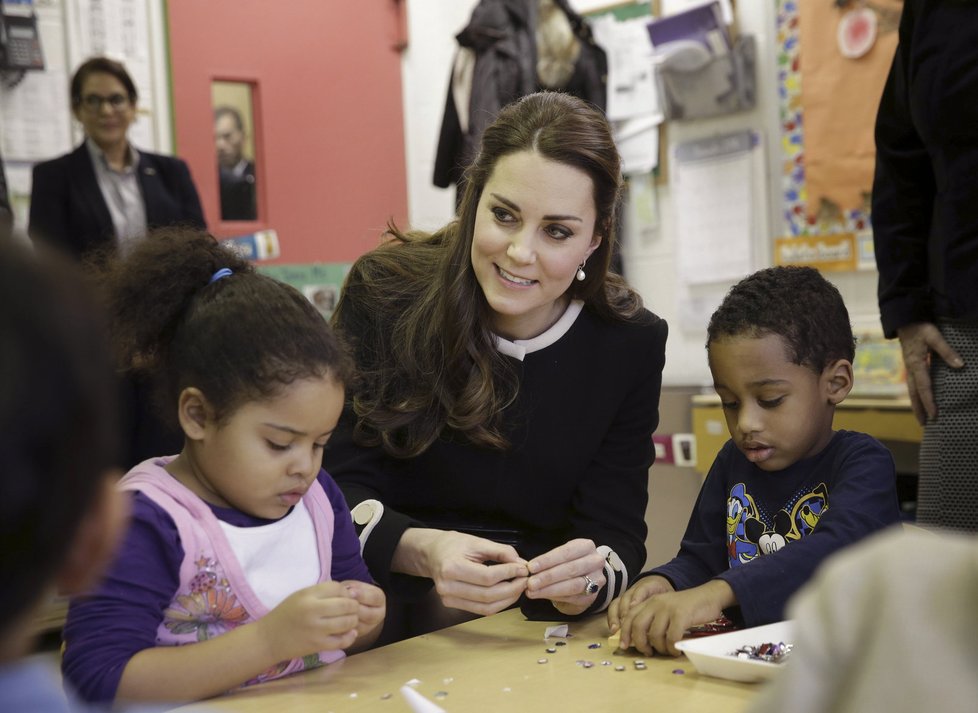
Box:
86;137;139;174
228;158;249;177
494;300;584;361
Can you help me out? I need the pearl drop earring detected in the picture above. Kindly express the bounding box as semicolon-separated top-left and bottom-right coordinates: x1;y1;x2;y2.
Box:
576;262;586;281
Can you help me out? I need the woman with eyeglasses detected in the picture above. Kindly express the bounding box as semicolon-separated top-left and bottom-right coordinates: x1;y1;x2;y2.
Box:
29;56;204;261
29;57;205;472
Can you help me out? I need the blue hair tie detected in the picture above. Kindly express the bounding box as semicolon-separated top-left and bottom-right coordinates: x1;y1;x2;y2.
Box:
209;267;233;284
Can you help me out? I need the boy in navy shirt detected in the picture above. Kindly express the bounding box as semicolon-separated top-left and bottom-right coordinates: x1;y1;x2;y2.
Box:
609;266;901;656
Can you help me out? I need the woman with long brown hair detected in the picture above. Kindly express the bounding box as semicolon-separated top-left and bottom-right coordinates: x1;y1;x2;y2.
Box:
329;91;668;641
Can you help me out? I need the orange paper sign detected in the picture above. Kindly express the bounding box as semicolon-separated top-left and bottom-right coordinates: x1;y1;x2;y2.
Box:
774;233;857;272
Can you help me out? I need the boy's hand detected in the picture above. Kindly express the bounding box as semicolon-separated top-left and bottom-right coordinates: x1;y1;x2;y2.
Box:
257;582;359;662
525;538;606;615
607;574;674;634
341;580;386;649
618;580;735;656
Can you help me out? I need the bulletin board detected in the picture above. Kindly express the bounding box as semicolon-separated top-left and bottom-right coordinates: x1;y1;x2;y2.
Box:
775;0;900;239
775;0;906;394
258;263;352;321
777;0;866;238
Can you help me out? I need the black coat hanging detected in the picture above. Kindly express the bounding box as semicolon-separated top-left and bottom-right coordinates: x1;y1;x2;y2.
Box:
432;0;608;192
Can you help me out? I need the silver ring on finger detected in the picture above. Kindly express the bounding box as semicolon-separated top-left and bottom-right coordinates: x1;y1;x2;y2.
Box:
582;574;600;595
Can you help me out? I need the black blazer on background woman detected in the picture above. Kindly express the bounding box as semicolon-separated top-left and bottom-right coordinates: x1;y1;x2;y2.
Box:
29;143;205;468
28;143;205;260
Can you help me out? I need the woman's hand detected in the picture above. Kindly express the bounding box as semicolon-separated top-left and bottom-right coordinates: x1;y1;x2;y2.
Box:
394;528;528;615
525;538;606;616
897;322;964;423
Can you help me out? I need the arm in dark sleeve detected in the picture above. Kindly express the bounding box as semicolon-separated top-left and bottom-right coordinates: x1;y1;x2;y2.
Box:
523;316;668;620
174;158;206;229
61;493;181;704
872;1;935;337
317;470;374;585
325;408;425;591
643;444;734;591
28;160;70;253
717;436;900;626
328;261;427;591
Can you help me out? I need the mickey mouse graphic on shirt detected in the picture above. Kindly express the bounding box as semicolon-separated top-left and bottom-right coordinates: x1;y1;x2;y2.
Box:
727;482;761;564
727;482;830;566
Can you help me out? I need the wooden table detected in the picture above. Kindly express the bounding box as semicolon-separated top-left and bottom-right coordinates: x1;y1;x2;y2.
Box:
174;609;760;712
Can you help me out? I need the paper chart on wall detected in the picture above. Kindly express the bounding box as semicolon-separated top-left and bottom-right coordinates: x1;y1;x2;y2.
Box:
615;114;660;175
0;68;73;161
590;14;663;123
672;131;757;286
661;0;734;26
0;3;73;161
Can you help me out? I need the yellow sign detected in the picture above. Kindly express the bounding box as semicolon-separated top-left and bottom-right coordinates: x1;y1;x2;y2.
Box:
773;233;857;272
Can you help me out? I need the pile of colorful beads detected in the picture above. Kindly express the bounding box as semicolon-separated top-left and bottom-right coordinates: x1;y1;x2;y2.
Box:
729;641;793;664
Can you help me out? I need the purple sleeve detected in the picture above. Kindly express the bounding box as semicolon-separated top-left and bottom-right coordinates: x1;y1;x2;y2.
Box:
61;492;181;705
318;470;374;585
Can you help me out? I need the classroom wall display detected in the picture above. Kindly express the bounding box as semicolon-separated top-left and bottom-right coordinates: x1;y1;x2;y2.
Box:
776;0;902;241
774;2;906;392
0;2;72;164
587;2;663;178
646;2;756;122
773;233;861;272
258;263;351;322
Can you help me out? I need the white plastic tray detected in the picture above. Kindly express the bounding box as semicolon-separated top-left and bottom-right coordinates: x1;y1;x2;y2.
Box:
675;620;794;683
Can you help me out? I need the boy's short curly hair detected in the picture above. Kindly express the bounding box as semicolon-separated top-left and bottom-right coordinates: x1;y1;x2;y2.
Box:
707;266;856;372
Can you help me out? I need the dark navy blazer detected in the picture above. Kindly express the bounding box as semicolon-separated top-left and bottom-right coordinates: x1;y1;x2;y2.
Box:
28;143;205;259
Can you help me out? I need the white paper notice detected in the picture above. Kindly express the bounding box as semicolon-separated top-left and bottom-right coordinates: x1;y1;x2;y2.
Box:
625;171;660;244
590;15;663;122
615;115;660;175
0;69;73;161
661;0;735;26
672;131;756;285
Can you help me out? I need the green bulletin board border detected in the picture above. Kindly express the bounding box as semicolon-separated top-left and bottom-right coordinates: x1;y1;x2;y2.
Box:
259;263;351;320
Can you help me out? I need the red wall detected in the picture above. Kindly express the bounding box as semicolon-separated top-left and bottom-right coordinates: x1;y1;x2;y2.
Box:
166;0;408;263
